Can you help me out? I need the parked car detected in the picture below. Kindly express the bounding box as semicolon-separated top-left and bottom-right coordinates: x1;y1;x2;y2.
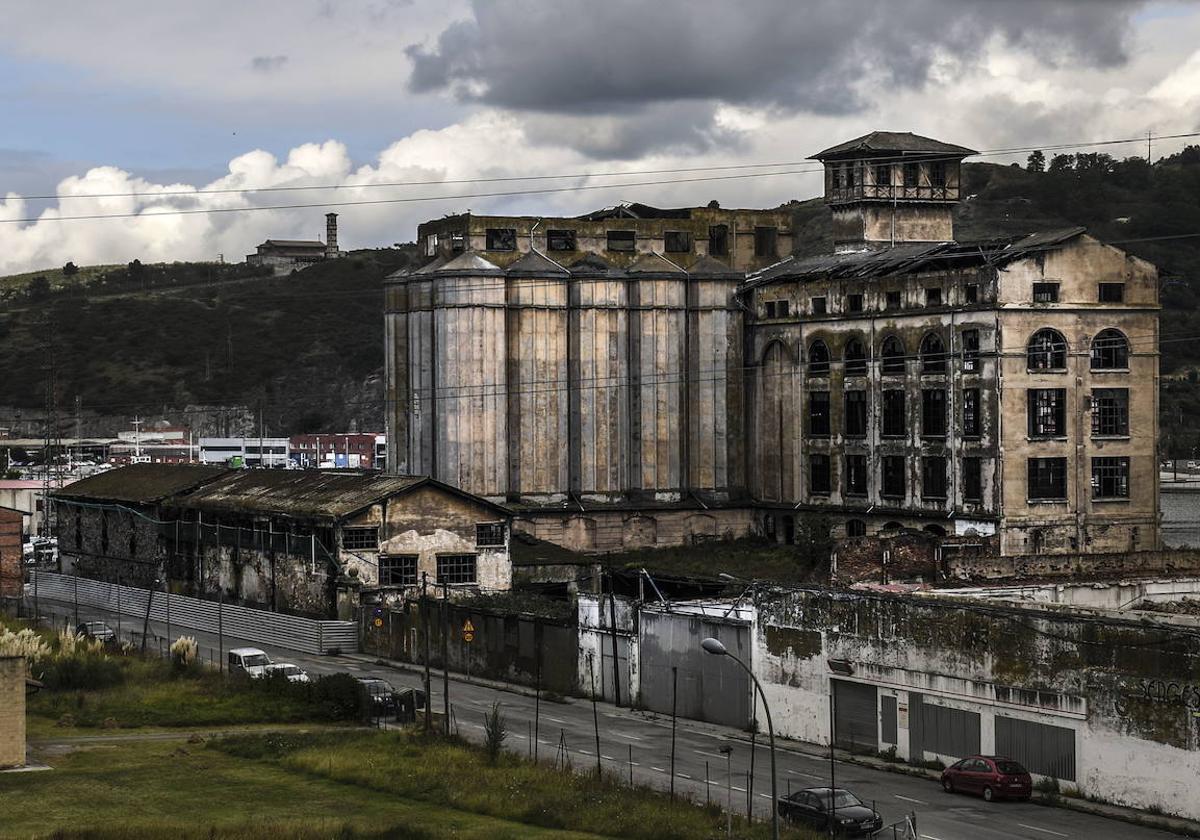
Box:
777;787;883;836
264;663;310;684
228;647;273;678
941;756;1032;802
75;621;115;644
356;677;399;715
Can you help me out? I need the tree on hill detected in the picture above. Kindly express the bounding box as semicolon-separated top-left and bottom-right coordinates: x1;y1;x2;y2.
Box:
1026;150;1045;173
62;261;78;276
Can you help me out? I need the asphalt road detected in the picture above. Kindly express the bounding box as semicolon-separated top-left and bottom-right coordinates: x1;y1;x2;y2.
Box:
31;598;1184;840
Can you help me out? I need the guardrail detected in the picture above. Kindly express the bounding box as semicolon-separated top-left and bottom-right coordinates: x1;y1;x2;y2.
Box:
28;571;357;655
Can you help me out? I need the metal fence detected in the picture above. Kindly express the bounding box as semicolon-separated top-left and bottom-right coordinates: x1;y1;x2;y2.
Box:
29;570;357;655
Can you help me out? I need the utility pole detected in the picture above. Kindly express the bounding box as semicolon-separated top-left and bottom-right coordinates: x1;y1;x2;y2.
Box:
607;571;622;706
422;572;431;732
441;579;450;734
73;395;81;474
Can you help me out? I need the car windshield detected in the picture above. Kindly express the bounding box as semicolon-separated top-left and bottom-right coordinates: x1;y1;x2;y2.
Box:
362;681;392;694
273;665;299;675
995;761;1026;775
817;791;863;810
242;655;270;667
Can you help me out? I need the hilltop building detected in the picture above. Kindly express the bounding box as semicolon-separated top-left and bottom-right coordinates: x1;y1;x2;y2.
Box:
247;212;342;274
385;132;1160;559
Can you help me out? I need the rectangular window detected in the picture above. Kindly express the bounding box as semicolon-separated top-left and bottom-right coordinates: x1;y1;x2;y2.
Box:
845;454;867;496
922;389;947;437
809;391;831;437
547;229;577;251
965;283;979;304
1092;457;1130;499
922;456;947;499
961;328;980;372
844;391;868;437
881;456;906;499
607;230;636;252
1032;282;1060;303
379;554;418;587
1098;283;1125;303
811;296;827;315
882;390;906;438
450;231;466;252
1028;457;1068;500
475;522;506;547
485;228;517;251
776;300;790;317
875;163;891;189
708;225;729;256
925;288;943;307
424;233;438;256
765;301;776;319
342;527;379;551
810;454;831;494
903;161;921;188
1091;388;1129;436
664;230;692;253
962;388;981;438
1028;389;1066;438
930;161;947;188
847;293;864;312
963;457;983;502
885;290;901;310
436;554;477;584
754;226;778;258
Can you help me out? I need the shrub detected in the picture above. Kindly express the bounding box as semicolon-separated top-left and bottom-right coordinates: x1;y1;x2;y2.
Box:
483;702;507;765
170;636;198;671
309;672;369;722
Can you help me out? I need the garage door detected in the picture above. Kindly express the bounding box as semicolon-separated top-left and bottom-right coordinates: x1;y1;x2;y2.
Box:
833;680;878;753
995;716;1076;781
909;693;980;762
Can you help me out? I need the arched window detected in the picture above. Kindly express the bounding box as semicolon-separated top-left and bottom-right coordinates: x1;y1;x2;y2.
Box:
846;519;867;538
920;333;947;374
1027;329;1067;370
844;338;867;376
881;336;906;374
923;524;947;537
808;340;830;376
882;521;903;532
1091;329;1129;370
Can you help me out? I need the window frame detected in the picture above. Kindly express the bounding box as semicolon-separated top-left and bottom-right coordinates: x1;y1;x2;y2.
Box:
475;522;506;548
885;290;902;311
546;229;577;251
436;553;478;585
708;225;729;257
808;391;831;437
845;454;868;497
1027;457;1069;501
808;340;831;376
811;296;828;316
881;336;906;375
844;338;868;376
379;554;418;587
606;229;637;252
844;390;868;438
809;453;832;495
881;456;906;499
961;328;980;373
1027;329;1068;371
754;226;778;258
921;455;948;500
1090;329;1129;370
962;388;982;439
922;388;948;438
1027;388;1067;439
963;457;983;503
920;332;947;374
847;293;864;313
1098;283;1125;303
485;227;517;251
882;390;906;438
1032;282;1060;303
342;526;380;552
664;230;692;253
1091;456;1130;500
1091;388;1129;437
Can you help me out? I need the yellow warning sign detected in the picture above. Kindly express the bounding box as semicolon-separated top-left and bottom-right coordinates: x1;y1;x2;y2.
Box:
462;618;475;643
463;632;475;643
373;617;383;628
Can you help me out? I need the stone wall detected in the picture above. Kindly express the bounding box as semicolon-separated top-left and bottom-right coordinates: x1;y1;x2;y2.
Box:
0;508;22;601
0;656;25;768
946;548;1200;581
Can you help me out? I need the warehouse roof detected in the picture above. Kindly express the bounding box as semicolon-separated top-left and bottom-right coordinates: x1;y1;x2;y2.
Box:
811;131;978;160
52;464;228;505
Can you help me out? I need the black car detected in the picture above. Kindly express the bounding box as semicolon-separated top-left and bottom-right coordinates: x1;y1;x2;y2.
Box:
356;678;399;715
75;622;116;644
777;787;883;836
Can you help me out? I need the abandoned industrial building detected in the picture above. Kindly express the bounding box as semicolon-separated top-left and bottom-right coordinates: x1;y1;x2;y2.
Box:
246;212;342;274
384;130;1159;559
51;463;513;617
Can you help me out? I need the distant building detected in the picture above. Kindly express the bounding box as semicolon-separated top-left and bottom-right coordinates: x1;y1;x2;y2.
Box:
246;212;342;274
290;433;380;469
199;437;290;468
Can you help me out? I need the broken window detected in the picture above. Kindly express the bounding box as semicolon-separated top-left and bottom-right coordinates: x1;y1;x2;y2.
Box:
963;457;983;502
922;389;947;437
809;391;831;436
812;296;828;315
961;329;980;373
342;527;379;551
1028;388;1066;438
965;283;979;303
883;391;906;437
930;161;947;188
1091;388;1129;436
475;522;506;547
1027;329;1068;370
754;226;778;258
808;340;831;375
1098;283;1125;303
380;554;418;587
846;518;867;537
547;229;577;251
881;456;906;499
845;454;867;496
436;553;477;584
810;453;831;494
881;336;906;374
925;287;943;307
845;390;868;437
776;300;790;317
846;163;858;188
1091;457;1130;499
920;332;947;374
424;233;438;256
903;161;921;188
847;293;864;312
450;231;466;252
664;230;692;253
921;456;947;499
875;163;891;190
844;339;867;376
1032;282;1060;303
1028;457;1068;500
708;225;729;256
885;290;902;310
1091;329;1129;370
607;230;636;252
962;388;982;438
486;228;517;251
765;301;776;319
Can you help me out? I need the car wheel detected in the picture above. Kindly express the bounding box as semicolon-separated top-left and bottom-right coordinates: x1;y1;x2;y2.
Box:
942;777;954;794
982;786;995;803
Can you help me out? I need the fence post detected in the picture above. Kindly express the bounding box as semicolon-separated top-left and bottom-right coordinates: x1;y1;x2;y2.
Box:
115;571;122;641
670;666;678;801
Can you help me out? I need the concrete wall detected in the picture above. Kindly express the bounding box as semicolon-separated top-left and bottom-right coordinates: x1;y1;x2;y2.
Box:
512;507;758;554
0;656;24;769
946;548;1200;582
577;593;638;704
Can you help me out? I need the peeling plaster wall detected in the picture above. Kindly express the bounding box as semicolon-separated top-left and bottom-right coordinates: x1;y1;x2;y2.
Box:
512;507;757;553
577;593;639;705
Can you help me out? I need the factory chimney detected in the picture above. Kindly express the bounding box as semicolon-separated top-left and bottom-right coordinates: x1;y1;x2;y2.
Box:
325;213;339;259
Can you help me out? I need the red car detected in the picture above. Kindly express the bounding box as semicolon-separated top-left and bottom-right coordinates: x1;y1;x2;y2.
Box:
941;756;1032;802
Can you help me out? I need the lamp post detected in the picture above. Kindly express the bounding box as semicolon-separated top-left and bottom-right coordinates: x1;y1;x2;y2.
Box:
702;637;779;840
719;744;733;839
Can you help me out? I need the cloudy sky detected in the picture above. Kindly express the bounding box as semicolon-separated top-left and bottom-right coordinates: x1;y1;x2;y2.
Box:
2;0;1199;274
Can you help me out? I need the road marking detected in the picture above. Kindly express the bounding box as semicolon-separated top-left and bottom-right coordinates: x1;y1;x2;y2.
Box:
677;773;691;779
731;785;746;792
610;731;644;741
545;716;566;723
601;755;616;761
694;750;727;760
757;793;773;799
786;769;823;779
894;794;927;805
1017;825;1069;838
920;835;945;840
651;766;667;773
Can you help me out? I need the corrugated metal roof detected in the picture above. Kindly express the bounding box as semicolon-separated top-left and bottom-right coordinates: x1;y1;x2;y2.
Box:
685;255;743;278
434;251;503;274
53;464;229;505
626;252;686;275
261;239;326;248
507;250;569;276
568;253;625;277
811;131;977;160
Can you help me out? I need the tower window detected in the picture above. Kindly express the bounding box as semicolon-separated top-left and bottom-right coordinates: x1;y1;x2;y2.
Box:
963;457;983;502
882;391;906;437
708;225;729;256
844;391;867;437
754;226;778;258
881;456;906;499
607;230;636;252
903;162;921;188
845;455;867;496
1028;388;1067;438
664;231;692;253
547;229;577;251
809;391;831;437
485;228;517;251
809;454;831;494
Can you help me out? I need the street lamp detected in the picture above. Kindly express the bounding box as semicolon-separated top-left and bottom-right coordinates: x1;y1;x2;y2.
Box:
701;637;779;840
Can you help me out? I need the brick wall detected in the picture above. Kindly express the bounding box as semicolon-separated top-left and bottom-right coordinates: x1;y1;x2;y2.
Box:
0;508;23;600
0;657;25;768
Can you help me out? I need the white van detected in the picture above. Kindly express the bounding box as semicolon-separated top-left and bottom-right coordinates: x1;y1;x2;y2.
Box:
227;647;272;677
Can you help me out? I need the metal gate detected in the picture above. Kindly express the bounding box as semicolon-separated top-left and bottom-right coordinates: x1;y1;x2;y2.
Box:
638;608;751;728
833;680;878;753
995;716;1077;781
908;692;980;762
600;635;630;704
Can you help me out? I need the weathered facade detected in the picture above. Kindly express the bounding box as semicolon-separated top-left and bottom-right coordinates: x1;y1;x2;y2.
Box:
0;506;24;604
0;656;25;769
385;132;1160;559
